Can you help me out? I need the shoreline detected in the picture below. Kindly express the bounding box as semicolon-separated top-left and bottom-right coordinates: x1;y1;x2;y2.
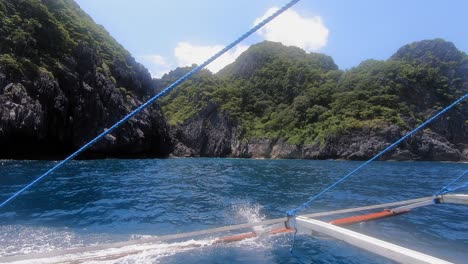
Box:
1;156;466;163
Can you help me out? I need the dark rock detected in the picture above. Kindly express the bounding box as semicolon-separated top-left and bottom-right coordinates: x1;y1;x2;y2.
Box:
408;131;461;161
302;143;322;159
271;139;301;159
461;148;468;161
391;150;416;161
171;103;234;157
0;83;46;155
171;142;197;157
246;139;274;159
171;112;466;162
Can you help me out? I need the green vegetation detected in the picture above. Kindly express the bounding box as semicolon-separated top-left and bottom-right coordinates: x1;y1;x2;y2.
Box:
161;40;467;144
0;0;149;95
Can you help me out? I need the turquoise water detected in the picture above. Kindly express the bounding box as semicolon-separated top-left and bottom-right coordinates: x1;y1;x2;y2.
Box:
0;159;467;263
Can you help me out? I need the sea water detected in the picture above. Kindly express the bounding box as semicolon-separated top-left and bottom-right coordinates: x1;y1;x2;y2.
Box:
0;159;466;263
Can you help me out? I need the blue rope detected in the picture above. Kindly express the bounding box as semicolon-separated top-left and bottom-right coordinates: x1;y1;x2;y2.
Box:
287;93;468;217
0;0;302;209
443;182;468;194
436;181;468;196
434;170;468;196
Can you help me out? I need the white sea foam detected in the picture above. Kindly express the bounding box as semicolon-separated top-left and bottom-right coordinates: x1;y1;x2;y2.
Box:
0;225;115;260
2;204;289;263
6;238;216;264
230;202;267;233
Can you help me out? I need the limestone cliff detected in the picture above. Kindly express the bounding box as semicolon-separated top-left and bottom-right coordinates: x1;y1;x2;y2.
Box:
0;0;172;159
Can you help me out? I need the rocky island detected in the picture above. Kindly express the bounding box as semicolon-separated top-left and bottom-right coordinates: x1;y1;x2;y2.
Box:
162;40;467;161
1;0;466;161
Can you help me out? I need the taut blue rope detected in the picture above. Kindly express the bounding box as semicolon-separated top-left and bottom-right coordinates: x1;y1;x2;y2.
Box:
437;182;468;195
443;182;468;194
434;170;468;196
287;93;468;217
0;0;302;209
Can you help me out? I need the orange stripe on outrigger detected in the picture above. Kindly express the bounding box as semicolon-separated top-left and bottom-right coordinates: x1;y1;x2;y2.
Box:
213;232;257;243
269;227;295;235
213;227;294;244
329;209;410;226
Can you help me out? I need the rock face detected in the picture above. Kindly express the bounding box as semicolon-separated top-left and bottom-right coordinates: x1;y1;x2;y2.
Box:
0;44;172;159
171;103;234;157
0;0;172;159
0;83;45;154
173;117;465;161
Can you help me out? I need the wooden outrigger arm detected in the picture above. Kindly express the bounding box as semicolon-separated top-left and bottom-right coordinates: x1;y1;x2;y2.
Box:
294;217;452;264
293;194;468;264
438;194;468;205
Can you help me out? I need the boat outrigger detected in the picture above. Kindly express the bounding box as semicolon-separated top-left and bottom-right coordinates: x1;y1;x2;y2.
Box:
1;194;466;263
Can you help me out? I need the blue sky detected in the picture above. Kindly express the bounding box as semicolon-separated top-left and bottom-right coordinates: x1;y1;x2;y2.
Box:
74;0;468;78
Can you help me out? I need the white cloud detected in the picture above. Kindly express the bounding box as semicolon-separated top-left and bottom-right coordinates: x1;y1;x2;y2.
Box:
144;54;168;66
174;42;248;73
140;7;327;78
139;54;172;78
254;7;329;52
